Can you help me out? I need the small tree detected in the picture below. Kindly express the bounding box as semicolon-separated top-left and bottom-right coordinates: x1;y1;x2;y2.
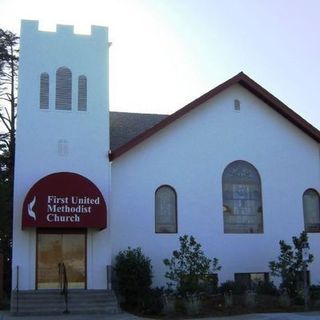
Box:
269;231;313;297
163;235;221;298
115;247;153;308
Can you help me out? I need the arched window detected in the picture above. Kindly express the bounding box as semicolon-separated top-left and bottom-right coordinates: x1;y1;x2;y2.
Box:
222;160;263;233
56;67;72;110
40;72;49;109
78;75;87;111
155;185;177;233
303;189;320;232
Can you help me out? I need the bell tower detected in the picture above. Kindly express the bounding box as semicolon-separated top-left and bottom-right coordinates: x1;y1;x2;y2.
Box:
12;20;111;290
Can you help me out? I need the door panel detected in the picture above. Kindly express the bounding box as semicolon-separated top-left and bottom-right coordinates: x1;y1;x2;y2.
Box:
62;234;85;288
37;233;86;289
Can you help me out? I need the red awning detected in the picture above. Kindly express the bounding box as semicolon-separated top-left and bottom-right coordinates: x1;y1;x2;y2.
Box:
22;172;107;229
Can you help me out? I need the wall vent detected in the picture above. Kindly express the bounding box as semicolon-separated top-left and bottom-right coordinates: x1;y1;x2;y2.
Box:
234;99;240;111
56;67;72;110
78;75;87;111
58;139;69;156
40;73;49;109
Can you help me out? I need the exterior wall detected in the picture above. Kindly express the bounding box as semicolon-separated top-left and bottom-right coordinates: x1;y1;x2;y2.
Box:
111;84;320;287
12;19;320;292
12;20;110;290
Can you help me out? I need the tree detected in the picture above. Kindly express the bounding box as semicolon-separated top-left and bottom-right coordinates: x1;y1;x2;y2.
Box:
115;247;153;309
0;29;19;180
0;29;19;297
269;231;313;298
163;235;221;298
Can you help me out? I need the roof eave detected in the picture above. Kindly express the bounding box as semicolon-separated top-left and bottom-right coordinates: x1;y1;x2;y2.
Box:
238;75;320;142
109;72;320;161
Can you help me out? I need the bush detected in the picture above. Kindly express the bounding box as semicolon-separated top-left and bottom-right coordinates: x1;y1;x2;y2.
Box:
255;281;278;296
269;231;313;298
200;274;219;295
219;281;247;295
163;235;221;298
310;285;320;301
115;247;153;308
140;287;164;315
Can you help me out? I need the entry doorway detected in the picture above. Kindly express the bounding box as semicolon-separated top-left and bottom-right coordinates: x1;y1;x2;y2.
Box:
36;230;86;289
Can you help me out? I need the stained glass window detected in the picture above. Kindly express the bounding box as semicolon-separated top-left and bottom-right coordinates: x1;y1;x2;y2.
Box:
222;161;263;233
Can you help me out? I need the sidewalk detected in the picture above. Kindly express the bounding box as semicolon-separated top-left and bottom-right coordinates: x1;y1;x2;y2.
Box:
0;310;320;320
0;311;141;320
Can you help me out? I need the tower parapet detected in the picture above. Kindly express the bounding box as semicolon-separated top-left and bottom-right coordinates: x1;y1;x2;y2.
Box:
21;19;107;39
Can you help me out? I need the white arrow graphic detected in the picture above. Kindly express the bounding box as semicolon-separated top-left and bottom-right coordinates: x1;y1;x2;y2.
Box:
28;196;36;220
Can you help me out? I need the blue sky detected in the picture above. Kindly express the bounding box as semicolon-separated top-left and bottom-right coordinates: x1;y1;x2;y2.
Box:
1;0;320;128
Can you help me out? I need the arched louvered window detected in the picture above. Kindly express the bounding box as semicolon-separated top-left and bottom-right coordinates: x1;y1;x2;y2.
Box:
303;189;320;232
56;67;72;110
222;160;263;233
78;75;87;111
155;185;177;233
40;72;49;109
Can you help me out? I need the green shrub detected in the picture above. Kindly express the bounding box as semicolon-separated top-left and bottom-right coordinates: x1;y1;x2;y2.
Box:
140;287;164;315
255;281;278;296
269;231;313;298
310;285;320;302
200;273;219;295
115;247;153;308
163;235;221;298
219;280;247;295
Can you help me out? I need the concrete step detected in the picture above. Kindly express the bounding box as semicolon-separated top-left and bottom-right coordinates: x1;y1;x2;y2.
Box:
11;289;120;316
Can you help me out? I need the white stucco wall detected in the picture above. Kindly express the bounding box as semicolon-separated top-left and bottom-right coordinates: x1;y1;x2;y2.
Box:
111;84;320;287
12;19;320;292
12;20;110;290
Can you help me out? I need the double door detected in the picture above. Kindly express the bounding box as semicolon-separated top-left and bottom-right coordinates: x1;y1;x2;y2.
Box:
37;231;86;289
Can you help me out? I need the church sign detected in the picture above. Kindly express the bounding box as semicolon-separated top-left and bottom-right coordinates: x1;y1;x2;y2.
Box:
22;172;107;229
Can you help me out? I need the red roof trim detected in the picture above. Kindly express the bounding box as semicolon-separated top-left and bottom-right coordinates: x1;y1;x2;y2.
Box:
109;72;320;161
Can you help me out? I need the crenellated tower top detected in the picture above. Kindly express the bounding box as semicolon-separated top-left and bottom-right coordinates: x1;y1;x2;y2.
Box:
16;19;110;174
20;20;107;40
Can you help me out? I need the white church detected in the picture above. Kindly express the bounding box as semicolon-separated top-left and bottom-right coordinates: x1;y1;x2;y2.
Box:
11;20;320;313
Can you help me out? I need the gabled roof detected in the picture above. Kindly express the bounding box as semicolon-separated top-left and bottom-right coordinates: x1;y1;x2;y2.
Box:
109;72;320;161
110;111;168;150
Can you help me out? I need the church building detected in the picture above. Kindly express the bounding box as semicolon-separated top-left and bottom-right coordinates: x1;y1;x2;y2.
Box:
11;20;320;313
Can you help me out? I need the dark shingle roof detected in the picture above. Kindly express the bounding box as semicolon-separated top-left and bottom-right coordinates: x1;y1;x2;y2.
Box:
110;111;168;150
